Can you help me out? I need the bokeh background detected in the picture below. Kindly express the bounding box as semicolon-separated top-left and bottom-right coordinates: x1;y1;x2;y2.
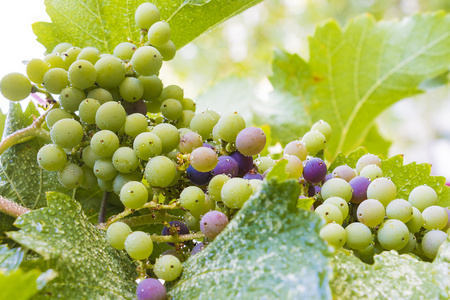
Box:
1;0;449;177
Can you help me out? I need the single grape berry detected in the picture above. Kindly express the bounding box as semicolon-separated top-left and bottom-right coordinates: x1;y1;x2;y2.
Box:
0;72;32;101
200;211;229;240
303;158;327;183
136;278;167;300
235;127;266;156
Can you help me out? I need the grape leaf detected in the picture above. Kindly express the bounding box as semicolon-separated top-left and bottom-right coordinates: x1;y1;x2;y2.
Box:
0;245;24;272
0;269;41;300
269;13;450;160
168;176;331;299
33;0;263;54
8;192;138;300
330;245;450;299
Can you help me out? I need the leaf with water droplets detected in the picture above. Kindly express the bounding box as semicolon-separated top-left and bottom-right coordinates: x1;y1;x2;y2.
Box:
168;177;331;299
0;245;24;272
8;192;138;300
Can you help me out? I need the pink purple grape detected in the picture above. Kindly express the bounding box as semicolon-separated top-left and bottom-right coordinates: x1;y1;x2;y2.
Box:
229;151;253;177
212;155;239;177
186;165;212;186
349;176;371;204
200;211;229;240
136;278;167;300
303;158;327;183
235;127;266;156
243;169;263;180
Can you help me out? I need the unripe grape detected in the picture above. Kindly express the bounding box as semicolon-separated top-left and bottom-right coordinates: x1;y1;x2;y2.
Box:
153;255;182;281
345;222;372;250
221;178;253;209
311;120;332;141
315;204;343;225
302;131;326;156
377;219;409;250
120;181;148;209
135;3;160;30
366;177;397;206
148;21;171;46
323;197;349;219
50;119;84;149
355;154;382;174
408;185;438;212
357;199;385;227
26;59;49;84
131;46;162;76
124;231;153;260
320;223;346;248
37;144;67;171
281;155;303;179
190;147;218;172
321;178;353;202
386;199;413;223
136;278;166;300
422;206;448;230
106;222;131;250
421;230;448;260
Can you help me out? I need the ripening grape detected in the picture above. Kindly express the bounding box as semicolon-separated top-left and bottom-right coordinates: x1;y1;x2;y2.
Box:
230;151;254;177
153;255;182;281
37;144;67;171
124;231;153;260
349;176;371;204
235;127;266;156
355;154;381;174
281;155;303;179
178;131;203;153
136;278;167;300
283;140;307;161
332;165;357;182
303;158;327;183
212;156;239;177
106;222;131;250
190;147;218;172
200;211;229;240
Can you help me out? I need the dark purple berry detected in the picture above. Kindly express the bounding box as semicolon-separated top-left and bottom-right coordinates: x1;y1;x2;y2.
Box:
162;221;190;247
186;165;212;186
303;158;327;183
212;156;239;177
191;242;207;255
243;169;263;180
229;151;253;177
349;176;371;204
122;99;147;115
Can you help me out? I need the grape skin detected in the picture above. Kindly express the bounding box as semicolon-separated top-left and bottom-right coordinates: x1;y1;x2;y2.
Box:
0;72;32;101
124;231;153;260
106;222;131;250
37;144;67;171
190;147;218;172
200;211;229;240
153;255;182;281
235;127;266;156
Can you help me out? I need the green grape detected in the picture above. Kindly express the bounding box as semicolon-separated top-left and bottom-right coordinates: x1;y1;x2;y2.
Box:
77;47;101;64
421;230;448;260
120;181;148;209
355;154;382;174
43;53;65;69
281;155;303;179
37;144;67;171
405;207;423;233
113;171;142;195
62;47;82;70
135;2;160;30
377;219;409;250
145;98;163;113
178;131;203;153
45;108;72;129
80;165;98;190
119;77;144;103
366;178;397;206
319;223;346;248
153;255;182;281
87;88;113;104
91;130;120;157
52;42;73;54
323;196;349;219
398;232;417;254
151;123;180;153
112;147;140;173
0;73;32;101
79;98;101;124
283;140;308;161
124;113;148;138
221;178;253;209
302;131;326;156
139;75;163;101
208;174;230;202
408;185;438;212
180;97;196;112
345;222;372;250
359;164;383;181
50;119;84;149
26;59;50;84
113;42;137;60
178;128;193;137
95;101;126;132
131;46;162;76
202;109;219;121
124;231;153;260
249;179;263;193
148;21;171;46
94;158;118;181
386;199;413;223
190;147;218;172
108;88;122;102
59;87;85;113
155;40;176;61
321;178;353;202
133;132;162;160
42;68;69;94
106;222;131;250
311;120;332;141
356;199;385;227
189;112;216;140
314;204;343;225
144;156;177;187
358;244;375;263
97;178;115;192
58;163;84;189
183;212;200;232
180;186;206;214
255;156;275;173
160;85;183;101
422;206;448;230
176;110;196;129
94;55;126;88
161;99;183;120
68;60;96;90
215;112;246;142
82;146;100;169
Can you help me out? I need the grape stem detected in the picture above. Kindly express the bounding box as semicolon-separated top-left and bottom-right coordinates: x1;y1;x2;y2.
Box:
0;196;31;218
0;103;57;156
150;232;204;243
120;211;182;227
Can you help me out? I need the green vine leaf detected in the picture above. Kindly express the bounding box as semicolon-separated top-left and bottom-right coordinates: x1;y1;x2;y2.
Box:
268;13;450;159
8;192;138;300
33;0;264;54
0;268;41;300
169;177;331;299
0;245;24;272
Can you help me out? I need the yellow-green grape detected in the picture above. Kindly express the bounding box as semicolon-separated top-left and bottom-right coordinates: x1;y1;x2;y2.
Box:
37;144;67;171
50;119;84;149
82;146;100;169
87;88;114;104
398;232;417;254
106;222;131;250
133;132;162;160
124;113;148;138
58;163;84;189
359;164;383;181
408;185;438;212
283;140;307;161
422;206;448;230
113;42;137;60
59;87;85;113
45;108;72;129
255;156;275;173
77;47;101;64
0;73;32;101
153;255;182;281
26;59;50;84
94;55;126;89
421;230;448;260
62;47;82;70
95;101;126;132
80;165;98;190
148;21;171;46
355;154;382;174
112;147;140;173
377;219;409;250
302;131;326;156
281;155;303;179
44;53;65;69
311;120;332;141
208;174;230;202
323;197;349;219
190;112;217;140
161;85;183;101
97;178;114;192
221;178;253;209
124;231;153;260
215;111;246;142
176;110;196;129
94;158;118;181
151;123;180;154
321;178;353;202
144;156;177;187
356;199;385;227
42;68;69;94
180;186;206;215
320;223;347;248
249;179;263;193
190;147;218;172
68;59;97;90
131;46;162;76
119;77;144;103
161;99;183;120
314;204;343;225
139;75;163;101
405;207;423;233
52;42;73;54
180;97;196;112
90;130;120;158
79;98;101;124
386;199;413;223
113;171;142;195
155;40;176;61
366;178;397;206
120;181;148;209
135;2;160;30
345;222;373;250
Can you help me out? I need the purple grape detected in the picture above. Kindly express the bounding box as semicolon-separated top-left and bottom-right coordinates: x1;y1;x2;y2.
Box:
349;176;371;204
235;127;266;156
307;184;321;197
136;278;167;300
202;143;215;150
186;165;212;186
243;169;263;180
162;221;190;247
122;99;147;115
323;173;334;183
212;156;239;177
229;151;253;177
303;158;327;183
191;242;206;255
200;211;229;240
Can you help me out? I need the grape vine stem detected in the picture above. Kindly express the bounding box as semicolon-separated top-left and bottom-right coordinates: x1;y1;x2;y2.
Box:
150;232;204;243
0;196;31;218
